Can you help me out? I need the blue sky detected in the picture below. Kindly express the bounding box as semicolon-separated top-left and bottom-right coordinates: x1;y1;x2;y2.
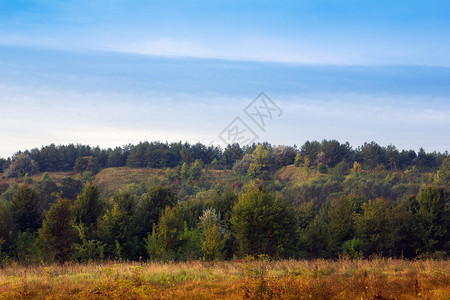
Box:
0;1;449;157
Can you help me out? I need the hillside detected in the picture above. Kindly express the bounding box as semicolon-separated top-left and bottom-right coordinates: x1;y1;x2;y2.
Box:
0;143;448;264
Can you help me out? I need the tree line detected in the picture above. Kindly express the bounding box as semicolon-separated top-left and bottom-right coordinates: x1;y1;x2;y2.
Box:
1;140;447;178
0;141;448;264
0;181;448;264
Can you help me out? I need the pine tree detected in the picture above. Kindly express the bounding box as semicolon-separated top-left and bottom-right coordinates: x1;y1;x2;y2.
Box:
37;198;77;263
11;185;42;232
74;183;104;235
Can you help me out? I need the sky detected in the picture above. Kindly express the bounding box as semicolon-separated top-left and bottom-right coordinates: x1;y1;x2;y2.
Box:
0;0;449;158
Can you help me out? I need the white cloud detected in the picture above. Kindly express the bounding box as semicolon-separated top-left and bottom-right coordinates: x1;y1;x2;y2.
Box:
118;37;213;58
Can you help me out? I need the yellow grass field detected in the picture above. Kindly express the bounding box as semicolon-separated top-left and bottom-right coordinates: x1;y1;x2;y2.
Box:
0;259;448;299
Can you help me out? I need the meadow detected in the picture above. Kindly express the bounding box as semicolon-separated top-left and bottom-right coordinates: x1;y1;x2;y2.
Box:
0;258;448;299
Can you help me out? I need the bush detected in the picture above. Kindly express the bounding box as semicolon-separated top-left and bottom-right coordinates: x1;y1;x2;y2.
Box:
317;163;328;174
4;154;39;178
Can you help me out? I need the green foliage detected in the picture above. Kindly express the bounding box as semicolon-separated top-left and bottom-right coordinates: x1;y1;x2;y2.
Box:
414;187;449;254
342;238;364;259
437;157;450;183
211;188;238;228
180;162;189;181
34;172;59;211
210;158;219;169
294;153;302;167
11;185;42;232
157;206;184;259
74;183;104;235
98;204;128;258
304;215;328;258
232;153;252;176
165;167;176;182
317;163;328;174
144;227;163;261
74;156;100;174
59;177;83;200
0;201;13;240
113;190;136;218
134;185;176;239
327;196;360;256
4;153;39;178
0;140;448;263
303;155;311;168
0;185;18;202
355;198;392;256
230;186;297;257
329;160;348;182
98;191;137;259
73;224;105;262
147;175;161;187
247;144;271;178
37;198;77;263
200;208;228;260
23;173;32;184
178;222;202;260
388;195;417;258
270;146;296;169
125;182;146;198
15;230;39;263
189;159;203;181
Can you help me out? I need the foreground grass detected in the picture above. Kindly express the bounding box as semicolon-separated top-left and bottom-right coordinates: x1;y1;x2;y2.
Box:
0;259;448;299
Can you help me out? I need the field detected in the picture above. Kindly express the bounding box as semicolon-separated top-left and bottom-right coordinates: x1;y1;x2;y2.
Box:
0;259;448;299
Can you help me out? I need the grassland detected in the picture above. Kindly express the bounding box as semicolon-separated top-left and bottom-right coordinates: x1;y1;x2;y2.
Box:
0;259;448;299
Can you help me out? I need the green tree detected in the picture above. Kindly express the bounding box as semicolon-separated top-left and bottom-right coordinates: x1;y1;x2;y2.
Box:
74;156;100;174
341;238;364;259
230;186;297;257
99;191;136;259
247;144;271;178
0;201;13;241
156;206;184;260
317;163;328;174
304;214;328;258
11;185;42;232
329;160;348;182
134;185;177;239
37;198;77;263
389;195;417;258
15;230;39;263
189;159;203;181
74;183;104;235
294;153;302;167
355;198;392;256
23;173;32;184
4;153;39;178
113;191;136;218
200;208;228;260
73;224;105;262
327;196;359;256
180;162;189;181
98;203;128;259
414;187;449;254
59;177;83;200
437;157;450;184
34;172;59;211
232;153;252;176
178;222;202;261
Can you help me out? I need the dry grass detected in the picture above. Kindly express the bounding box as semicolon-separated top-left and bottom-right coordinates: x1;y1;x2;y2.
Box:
0;259;448;299
275;165;319;186
94;167;166;196
0;172;74;191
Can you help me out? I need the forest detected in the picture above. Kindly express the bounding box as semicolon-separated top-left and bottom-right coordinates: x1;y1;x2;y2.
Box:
0;139;448;264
